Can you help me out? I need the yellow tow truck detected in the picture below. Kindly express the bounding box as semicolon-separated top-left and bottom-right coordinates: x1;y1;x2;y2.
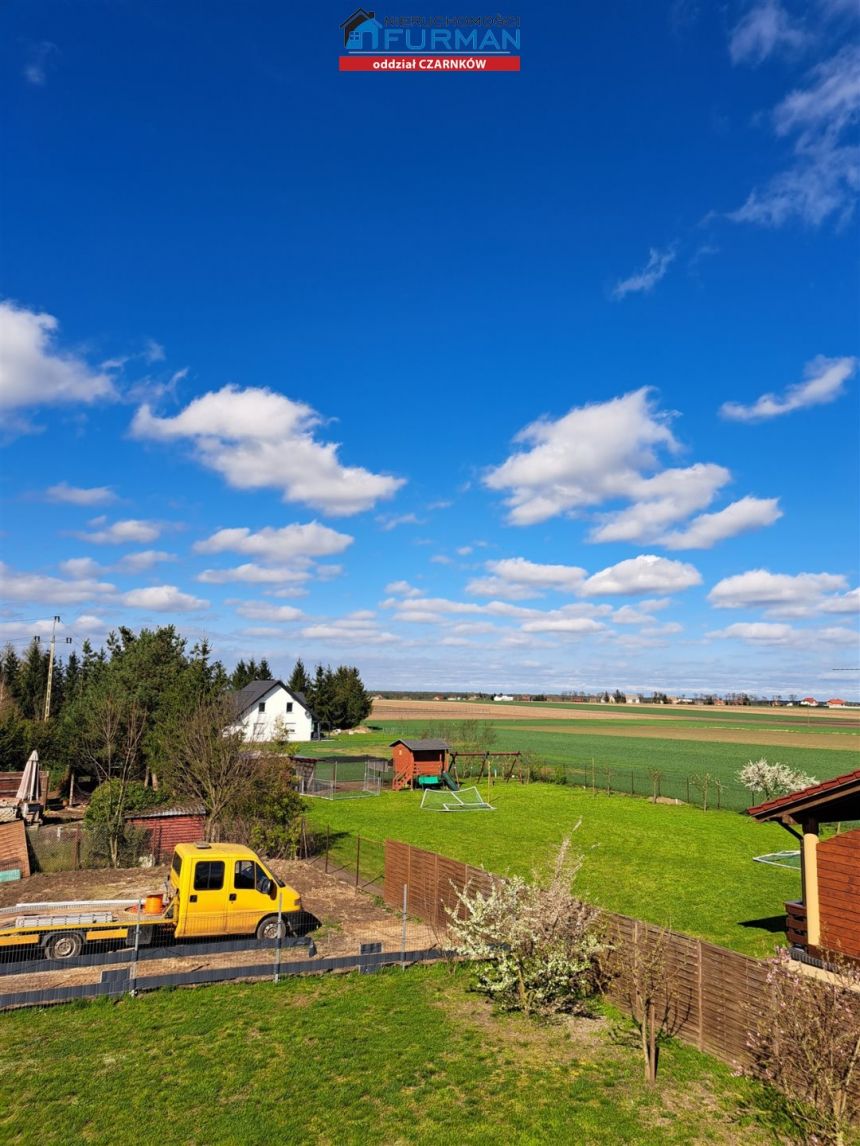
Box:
0;842;307;960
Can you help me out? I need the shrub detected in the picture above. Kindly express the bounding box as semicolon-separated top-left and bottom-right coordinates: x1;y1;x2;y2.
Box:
84;780;165;866
446;833;606;1016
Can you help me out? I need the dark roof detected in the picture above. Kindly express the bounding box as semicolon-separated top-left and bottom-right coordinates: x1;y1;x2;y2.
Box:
125;804;206;820
747;768;860;825
230;680;313;717
389;739;449;751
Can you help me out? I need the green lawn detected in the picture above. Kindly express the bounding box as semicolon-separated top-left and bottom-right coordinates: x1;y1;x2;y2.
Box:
0;966;779;1145
305;784;802;957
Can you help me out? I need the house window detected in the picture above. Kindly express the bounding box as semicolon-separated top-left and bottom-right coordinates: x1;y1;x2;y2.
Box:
286;702;293;712
258;701;266;713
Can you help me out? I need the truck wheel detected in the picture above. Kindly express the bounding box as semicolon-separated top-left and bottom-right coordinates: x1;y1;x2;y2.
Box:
256;916;287;941
45;932;83;960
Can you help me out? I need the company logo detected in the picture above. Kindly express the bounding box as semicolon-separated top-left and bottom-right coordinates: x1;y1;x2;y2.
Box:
339;9;521;72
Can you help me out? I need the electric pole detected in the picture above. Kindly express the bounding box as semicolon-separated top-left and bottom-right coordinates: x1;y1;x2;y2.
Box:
41;616;71;721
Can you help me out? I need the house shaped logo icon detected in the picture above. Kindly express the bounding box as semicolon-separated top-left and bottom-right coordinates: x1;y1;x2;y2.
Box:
340;8;382;49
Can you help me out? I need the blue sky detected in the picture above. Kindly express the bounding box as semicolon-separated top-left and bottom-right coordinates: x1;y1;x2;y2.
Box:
1;1;858;697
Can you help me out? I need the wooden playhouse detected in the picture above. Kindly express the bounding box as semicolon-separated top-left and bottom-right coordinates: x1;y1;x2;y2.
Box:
390;739;451;792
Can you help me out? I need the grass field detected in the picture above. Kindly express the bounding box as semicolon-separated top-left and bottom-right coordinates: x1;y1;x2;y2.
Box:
0;966;781;1145
305;784;802;957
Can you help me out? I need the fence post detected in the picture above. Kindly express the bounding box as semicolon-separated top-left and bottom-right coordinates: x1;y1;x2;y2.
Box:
401;883;408;969
274;891;283;984
73;825;81;871
686;776;690;804
324;825;330;874
631;769;635;796
129;898;142;996
696;940;704;1051
355;835;361;890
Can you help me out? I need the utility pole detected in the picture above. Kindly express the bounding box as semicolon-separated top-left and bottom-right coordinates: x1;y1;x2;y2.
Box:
41;616;71;721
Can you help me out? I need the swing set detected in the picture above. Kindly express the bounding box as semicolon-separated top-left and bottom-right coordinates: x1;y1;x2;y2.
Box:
448;750;525;784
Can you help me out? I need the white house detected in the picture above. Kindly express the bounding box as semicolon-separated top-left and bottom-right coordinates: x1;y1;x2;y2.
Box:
229;680;318;743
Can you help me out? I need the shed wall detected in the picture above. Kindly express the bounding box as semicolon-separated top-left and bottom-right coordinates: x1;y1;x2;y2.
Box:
818;828;860;959
0;820;30;879
126;814;206;863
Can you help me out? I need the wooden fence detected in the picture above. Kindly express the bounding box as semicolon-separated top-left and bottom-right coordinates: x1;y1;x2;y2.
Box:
383;839;772;1069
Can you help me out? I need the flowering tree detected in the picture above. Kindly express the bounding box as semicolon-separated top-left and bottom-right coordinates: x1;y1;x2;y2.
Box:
737;758;817;801
748;951;860;1145
445;833;606;1016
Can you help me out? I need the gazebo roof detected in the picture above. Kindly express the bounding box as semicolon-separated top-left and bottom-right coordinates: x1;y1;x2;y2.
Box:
747;768;860;826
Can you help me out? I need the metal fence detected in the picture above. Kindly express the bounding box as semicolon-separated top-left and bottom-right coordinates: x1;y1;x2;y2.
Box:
0;835;444;1011
450;757;754;812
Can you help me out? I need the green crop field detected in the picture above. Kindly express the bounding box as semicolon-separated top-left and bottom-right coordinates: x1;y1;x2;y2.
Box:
297;717;858;812
305;784;805;957
0;967;780;1145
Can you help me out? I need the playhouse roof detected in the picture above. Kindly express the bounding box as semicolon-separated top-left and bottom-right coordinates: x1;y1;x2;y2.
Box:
389;739;449;752
747;768;860;826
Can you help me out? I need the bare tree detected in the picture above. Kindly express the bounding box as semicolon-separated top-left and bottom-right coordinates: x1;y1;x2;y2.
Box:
77;688;148;866
164;693;250;841
617;924;680;1084
748;950;860;1145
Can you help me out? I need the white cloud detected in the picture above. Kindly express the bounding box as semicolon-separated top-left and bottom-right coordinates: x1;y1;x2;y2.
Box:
729;1;808;66
377;513;422;531
72;518;162;545
122;585;208;612
580;555;702;597
0;562;115;604
612;246;677;299
193;522;352;563
131;385;405;515
589;464;731;543
729;45;860;227
720;356;856;420
708;569;849;610
708;621;798;644
197;564;312;586
23;41;58;86
660;496;783;549
0;302;116;430
59;557;104;579
235;602;304;622
456;546;473;556
384;580;422;598
467;557;587;600
521;617;605;635
45;482;117;506
300;616;398;644
484;389;679;526
115;550;175;572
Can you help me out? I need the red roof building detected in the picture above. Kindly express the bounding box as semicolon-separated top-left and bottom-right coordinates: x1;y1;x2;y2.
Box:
748;770;860;961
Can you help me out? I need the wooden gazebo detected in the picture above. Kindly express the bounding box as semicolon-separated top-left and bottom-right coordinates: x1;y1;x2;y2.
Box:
748;769;860;960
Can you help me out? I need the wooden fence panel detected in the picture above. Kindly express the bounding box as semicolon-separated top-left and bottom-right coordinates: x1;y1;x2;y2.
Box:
383;838;791;1073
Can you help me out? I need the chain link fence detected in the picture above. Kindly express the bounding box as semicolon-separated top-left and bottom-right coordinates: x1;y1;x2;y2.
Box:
0;834;445;1011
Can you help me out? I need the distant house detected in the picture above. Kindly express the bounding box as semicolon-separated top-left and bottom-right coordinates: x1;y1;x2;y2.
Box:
229;680;318;742
800;697;818;707
827;698;846;708
624;695;641;705
493;694;514;702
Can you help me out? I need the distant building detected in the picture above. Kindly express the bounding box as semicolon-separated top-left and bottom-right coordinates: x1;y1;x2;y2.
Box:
827;698;846;708
493;694;514;702
800;697;818;707
229;680;317;742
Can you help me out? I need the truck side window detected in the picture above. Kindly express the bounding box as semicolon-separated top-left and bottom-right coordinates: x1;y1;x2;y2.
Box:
171;853;182;879
193;861;225;891
234;860;255;890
